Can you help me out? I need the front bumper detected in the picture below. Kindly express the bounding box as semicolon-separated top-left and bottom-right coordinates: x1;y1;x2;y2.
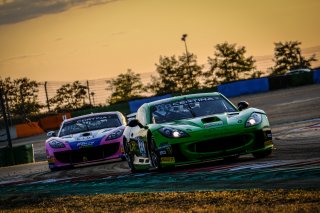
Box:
158;129;273;164
47;142;124;168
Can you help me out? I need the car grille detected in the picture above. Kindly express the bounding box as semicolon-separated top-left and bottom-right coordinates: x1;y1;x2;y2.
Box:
172;134;252;162
191;134;251;153
54;143;120;164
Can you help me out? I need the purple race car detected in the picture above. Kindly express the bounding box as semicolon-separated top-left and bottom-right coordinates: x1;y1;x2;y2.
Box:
45;112;126;171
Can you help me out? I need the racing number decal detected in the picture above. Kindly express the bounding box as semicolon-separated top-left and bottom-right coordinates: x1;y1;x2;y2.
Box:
129;137;147;157
137;137;147;157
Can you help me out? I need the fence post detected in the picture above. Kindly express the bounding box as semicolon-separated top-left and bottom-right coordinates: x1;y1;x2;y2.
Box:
0;88;15;165
3;91;12;127
44;81;50;112
87;80;92;106
19;84;26;120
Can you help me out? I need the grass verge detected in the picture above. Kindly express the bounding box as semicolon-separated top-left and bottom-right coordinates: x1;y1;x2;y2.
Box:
1;189;320;212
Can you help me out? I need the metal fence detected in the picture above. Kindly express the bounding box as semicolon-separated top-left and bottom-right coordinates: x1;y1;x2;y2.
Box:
37;73;153;112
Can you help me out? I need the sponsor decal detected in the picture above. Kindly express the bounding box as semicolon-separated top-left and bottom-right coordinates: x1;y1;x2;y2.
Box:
204;121;223;128
160;157;175;163
47;157;55;163
264;140;273;146
77;141;95;148
159;150;167;155
137;138;147;157
78;136;94;140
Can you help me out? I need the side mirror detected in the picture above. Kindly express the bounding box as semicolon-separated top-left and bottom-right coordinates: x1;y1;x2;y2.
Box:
238;101;249;111
127;119;144;128
47;131;57;137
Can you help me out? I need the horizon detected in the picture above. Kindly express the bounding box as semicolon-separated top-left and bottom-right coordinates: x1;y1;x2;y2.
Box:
1;0;320;82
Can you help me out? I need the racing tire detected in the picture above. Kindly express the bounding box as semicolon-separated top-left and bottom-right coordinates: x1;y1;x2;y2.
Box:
49;165;73;172
223;154;240;162
149;135;162;171
123;139;138;173
252;149;272;159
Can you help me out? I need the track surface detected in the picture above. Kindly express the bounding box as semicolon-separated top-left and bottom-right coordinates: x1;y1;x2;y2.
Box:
0;84;319;196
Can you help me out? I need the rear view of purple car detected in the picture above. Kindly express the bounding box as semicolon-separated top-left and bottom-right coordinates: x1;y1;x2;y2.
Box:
45;112;126;171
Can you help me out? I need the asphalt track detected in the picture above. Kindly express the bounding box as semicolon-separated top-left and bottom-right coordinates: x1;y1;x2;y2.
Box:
0;84;319;197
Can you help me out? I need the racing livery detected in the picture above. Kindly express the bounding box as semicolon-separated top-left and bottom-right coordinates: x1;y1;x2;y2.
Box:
123;92;273;172
46;112;126;171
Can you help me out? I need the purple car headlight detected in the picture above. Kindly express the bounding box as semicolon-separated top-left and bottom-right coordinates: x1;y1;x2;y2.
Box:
48;140;66;148
106;129;124;140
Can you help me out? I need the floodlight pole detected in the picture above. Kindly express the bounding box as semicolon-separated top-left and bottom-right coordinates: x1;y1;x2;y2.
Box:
181;34;190;67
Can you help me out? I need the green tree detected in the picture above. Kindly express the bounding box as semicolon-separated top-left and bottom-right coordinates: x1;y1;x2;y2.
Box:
148;53;202;95
50;81;88;111
204;42;256;85
0;77;42;118
179;53;203;92
106;69;144;104
271;41;317;75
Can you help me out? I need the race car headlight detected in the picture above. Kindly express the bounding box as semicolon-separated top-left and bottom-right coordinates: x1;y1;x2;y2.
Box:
158;127;189;138
246;113;262;127
48;140;65;148
106;129;124;140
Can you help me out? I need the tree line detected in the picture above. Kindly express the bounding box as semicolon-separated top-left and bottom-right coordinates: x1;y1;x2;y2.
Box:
0;41;317;117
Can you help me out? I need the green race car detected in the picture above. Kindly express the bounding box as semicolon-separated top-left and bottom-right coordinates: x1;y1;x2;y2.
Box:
123;92;273;172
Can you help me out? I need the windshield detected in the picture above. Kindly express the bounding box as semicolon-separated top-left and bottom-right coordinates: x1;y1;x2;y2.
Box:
59;114;121;137
151;96;237;124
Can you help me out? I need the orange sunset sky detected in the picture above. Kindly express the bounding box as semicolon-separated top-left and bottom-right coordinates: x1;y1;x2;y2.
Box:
0;0;320;82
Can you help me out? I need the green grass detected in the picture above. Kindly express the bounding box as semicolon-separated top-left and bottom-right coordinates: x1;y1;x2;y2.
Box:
1;190;320;212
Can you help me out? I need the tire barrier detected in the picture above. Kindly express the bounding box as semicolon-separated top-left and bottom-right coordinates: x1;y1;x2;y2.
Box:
13;144;34;165
314;69;320;84
15;122;44;138
289;72;314;87
71;102;131;118
128;94;172;113
177;86;218;95
217;78;269;98
38;113;71;131
0;127;17;142
0;144;34;167
268;75;291;91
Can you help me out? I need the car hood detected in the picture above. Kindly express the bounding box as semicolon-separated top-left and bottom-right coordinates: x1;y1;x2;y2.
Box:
56;127;116;143
150;107;265;131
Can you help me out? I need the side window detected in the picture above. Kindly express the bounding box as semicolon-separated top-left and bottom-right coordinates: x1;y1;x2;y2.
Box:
137;107;147;126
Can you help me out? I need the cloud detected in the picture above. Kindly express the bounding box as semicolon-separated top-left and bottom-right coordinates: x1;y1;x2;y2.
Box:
0;53;44;63
0;0;118;25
